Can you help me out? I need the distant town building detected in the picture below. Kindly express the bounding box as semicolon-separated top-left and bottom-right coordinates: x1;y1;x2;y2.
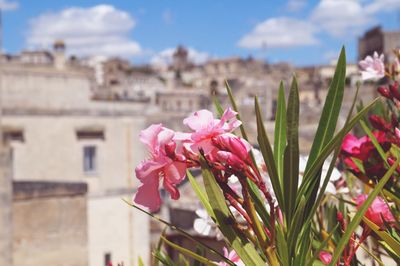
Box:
358;26;400;62
0;42;151;266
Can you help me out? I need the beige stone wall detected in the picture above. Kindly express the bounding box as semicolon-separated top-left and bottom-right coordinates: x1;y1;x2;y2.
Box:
4;115;146;193
12;181;88;266
0;147;13;266
88;194;150;266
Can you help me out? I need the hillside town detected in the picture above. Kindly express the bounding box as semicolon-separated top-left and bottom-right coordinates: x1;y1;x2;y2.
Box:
0;25;399;265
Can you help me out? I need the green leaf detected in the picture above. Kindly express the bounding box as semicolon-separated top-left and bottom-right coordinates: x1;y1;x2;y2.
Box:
247;179;272;229
213;95;224;118
363;217;400;256
288;195;305;256
297;97;379;200
200;156;266;266
360;120;388;165
307;224;339;265
306;47;346;173
304;81;360;225
329;156;400;265
283;77;300;223
161;236;218;266
187;170;214;218
274;81;287;183
255;96;285;211
138;256;145;266
122;199;229;264
153;250;178;266
276;225;289;266
226;80;249;140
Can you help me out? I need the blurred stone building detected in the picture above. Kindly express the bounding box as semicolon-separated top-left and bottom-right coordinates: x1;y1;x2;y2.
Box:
0;42;151;266
358;25;400;62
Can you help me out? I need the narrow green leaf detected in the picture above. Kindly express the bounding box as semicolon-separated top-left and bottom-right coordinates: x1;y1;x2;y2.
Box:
225;81;271;229
304;82;360;225
213;95;224;118
187;170;214;218
297;97;379;200
153;250;178;266
306;47;346;173
274;81;287;183
122;199;229;264
276;225;289;266
360;120;388;166
247;180;272;228
255;96;285;211
226;80;249;140
138;256;145;266
283;77;300;223
288;195;305;255
363;217;400;256
307;224;339;265
329;156;400;265
161;236;219;266
200;157;266;266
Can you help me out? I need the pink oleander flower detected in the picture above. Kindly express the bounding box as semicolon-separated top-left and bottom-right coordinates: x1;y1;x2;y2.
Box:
359;52;385;81
319;251;332;265
212;133;252;162
133;124;187;212
179;108;241;155
355;194;395;228
218;248;244;266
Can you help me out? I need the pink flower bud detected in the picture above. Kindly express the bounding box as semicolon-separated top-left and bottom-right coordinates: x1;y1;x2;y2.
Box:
390;82;400;101
319;251;332;265
164;142;177;158
377;86;392;99
212;133;251;161
395;127;400;139
216;151;245;170
369;115;391;132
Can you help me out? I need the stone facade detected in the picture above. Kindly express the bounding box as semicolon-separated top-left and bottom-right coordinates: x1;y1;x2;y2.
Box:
358;26;400;62
0;45;151;266
12;181;88;266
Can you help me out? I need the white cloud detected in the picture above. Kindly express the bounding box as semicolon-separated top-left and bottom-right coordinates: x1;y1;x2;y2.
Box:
286;0;307;12
26;5;142;58
151;47;210;68
365;0;400;14
310;0;372;37
0;0;18;11
162;9;173;24
238;17;319;49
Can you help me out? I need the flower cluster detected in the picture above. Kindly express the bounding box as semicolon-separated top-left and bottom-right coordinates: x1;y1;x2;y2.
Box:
133;108;259;212
131;48;400;266
319;195;394;266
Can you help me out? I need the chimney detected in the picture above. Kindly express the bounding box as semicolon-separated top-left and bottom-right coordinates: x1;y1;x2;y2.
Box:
53;40;66;70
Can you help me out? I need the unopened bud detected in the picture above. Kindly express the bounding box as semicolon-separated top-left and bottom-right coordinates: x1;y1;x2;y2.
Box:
377;86;392;99
369;115;392;132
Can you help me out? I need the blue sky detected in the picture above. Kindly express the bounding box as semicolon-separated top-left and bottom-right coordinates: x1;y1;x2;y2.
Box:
1;0;400;66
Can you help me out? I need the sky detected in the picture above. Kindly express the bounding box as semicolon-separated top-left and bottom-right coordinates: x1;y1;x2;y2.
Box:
1;0;400;66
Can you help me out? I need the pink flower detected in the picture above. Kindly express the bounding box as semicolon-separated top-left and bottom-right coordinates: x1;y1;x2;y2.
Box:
359;52;385;81
319;251;332;265
133;124;187;212
341;134;369;157
355;194;395;227
212;133;251;161
216;151;246;170
180;108;241;155
218;248;244;266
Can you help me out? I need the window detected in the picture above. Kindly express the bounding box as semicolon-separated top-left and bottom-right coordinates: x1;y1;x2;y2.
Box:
83;146;97;174
104;253;111;266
